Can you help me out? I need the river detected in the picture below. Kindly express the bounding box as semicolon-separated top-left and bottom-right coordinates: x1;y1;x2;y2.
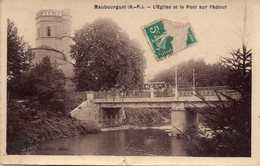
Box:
32;129;187;156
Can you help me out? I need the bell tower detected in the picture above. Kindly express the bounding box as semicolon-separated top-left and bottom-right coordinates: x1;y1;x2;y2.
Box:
34;9;74;79
36;9;72;57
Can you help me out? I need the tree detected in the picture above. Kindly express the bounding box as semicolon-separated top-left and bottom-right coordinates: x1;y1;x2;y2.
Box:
184;45;252;157
29;56;66;107
7;19;33;80
71;18;146;91
10;56;66;111
152;59;228;87
220;45;251;155
7;19;34;98
221;45;251;98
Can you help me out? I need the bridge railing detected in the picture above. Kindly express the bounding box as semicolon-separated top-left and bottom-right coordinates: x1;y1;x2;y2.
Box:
154;88;174;97
198;86;237;96
178;86;237;97
93;90;152;99
121;90;151;98
178;87;193;97
92;86;238;99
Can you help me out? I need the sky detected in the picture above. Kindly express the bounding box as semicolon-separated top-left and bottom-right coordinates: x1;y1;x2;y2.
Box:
1;0;259;80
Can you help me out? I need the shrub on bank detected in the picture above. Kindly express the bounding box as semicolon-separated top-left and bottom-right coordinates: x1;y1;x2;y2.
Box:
124;108;163;126
183;90;251;156
183;126;217;156
63;91;87;113
7;100;100;154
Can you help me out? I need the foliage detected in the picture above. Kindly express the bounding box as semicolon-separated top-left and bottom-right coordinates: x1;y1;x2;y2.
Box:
7;20;79;106
71;18;146;91
152;59;228;87
7;100;100;154
7;19;34;79
221;45;251;155
29;56;66;107
183;127;217;156
63;91;87;113
9;56;67;112
124;108;163;126
187;92;250;156
221;45;251;98
7;19;34;98
184;45;251;157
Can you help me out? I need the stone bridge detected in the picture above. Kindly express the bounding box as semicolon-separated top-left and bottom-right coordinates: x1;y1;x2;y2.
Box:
70;86;240;136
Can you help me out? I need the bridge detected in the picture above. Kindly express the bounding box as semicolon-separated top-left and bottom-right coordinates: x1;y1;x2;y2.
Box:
70;86;240;136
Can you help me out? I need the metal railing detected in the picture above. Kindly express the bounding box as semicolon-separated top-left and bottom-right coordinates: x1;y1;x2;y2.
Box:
92;86;237;99
93;90;151;99
178;86;233;97
154;88;174;97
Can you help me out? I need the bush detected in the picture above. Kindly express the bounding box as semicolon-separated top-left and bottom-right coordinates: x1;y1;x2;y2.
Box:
8;56;68;113
183;127;217;156
183;90;251;156
7;100;100;154
63;91;87;114
124;108;163;126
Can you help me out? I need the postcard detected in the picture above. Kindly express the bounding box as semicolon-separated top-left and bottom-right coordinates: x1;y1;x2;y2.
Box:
0;0;260;165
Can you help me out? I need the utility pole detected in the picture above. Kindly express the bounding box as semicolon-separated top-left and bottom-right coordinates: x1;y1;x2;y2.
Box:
192;68;195;95
175;66;178;99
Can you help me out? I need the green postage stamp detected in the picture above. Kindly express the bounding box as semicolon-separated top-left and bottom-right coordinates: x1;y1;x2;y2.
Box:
143;19;197;60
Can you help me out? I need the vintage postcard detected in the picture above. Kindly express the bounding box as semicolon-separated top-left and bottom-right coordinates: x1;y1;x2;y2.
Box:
0;0;260;165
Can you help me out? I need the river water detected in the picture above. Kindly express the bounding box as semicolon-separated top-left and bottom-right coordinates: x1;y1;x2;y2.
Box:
33;129;187;156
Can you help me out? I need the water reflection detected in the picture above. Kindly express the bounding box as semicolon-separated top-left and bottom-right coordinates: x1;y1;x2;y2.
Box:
33;129;187;156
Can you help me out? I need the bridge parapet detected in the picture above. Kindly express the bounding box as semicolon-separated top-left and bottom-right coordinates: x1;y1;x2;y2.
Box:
86;91;94;101
89;86;239;100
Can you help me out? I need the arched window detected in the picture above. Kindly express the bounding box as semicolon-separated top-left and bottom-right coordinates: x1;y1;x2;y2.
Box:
47;26;51;36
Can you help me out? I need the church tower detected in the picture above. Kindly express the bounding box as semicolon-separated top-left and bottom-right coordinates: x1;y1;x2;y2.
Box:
33;9;74;81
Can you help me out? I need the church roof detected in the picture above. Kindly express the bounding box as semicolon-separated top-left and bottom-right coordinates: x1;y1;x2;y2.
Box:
31;45;68;59
32;45;69;61
31;45;74;78
32;45;61;53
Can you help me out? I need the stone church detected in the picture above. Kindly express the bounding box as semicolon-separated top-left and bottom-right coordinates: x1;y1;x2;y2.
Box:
31;9;74;89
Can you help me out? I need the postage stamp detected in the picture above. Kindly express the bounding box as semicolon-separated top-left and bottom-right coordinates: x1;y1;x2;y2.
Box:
143;19;197;60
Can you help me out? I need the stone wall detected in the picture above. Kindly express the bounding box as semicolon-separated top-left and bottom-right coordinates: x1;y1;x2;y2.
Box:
70;101;100;124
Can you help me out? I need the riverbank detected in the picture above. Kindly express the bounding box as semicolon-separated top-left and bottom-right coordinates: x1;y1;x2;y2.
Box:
7;100;171;154
7;101;100;154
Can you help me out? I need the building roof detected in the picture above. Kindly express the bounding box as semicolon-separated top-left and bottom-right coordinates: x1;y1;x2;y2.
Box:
32;45;61;52
31;45;68;60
